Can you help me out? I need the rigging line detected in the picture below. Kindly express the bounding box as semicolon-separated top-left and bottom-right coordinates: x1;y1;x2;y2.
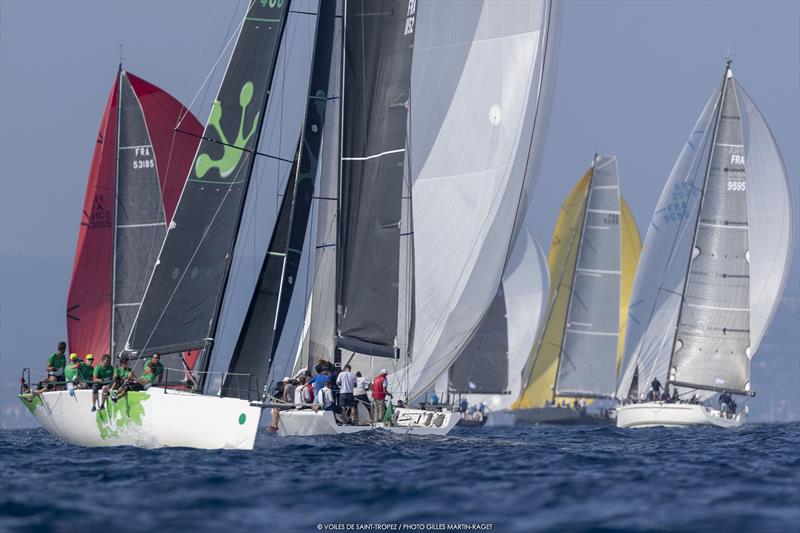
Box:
174;128;295;164
175;2;247;130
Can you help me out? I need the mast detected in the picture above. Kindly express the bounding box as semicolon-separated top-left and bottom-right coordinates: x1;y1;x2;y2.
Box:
665;60;734;394
551;154;597;402
110;64;123;361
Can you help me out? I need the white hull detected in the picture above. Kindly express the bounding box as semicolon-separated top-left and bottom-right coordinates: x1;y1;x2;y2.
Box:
19;388;262;450
616;402;745;429
277;407;460;437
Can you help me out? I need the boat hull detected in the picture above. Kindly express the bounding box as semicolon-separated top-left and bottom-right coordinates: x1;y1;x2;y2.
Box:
616;402;745;429
513;406;609;425
19;388;262;450
276;408;460;437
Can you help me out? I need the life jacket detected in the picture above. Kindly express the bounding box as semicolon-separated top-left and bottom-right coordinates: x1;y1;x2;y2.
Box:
372;375;387;400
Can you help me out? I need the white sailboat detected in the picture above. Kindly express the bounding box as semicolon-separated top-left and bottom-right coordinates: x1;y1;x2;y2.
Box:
279;0;560;437
616;61;794;429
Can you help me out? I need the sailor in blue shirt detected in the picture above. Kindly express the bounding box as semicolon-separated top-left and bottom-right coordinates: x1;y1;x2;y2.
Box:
311;368;332;393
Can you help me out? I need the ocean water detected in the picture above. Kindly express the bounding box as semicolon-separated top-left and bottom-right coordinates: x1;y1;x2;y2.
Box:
1;423;798;533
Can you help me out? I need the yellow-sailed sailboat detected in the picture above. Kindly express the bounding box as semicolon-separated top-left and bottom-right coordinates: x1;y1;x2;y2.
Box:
512;154;641;424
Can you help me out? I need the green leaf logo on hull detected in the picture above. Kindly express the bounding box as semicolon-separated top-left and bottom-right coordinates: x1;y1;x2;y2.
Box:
95;392;148;440
195;82;260;179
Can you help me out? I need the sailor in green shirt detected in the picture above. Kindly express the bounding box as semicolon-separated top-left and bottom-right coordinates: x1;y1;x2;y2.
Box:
140;353;164;388
46;342;67;384
78;354;95;385
91;354;114;412
110;355;140;403
64;353;81;383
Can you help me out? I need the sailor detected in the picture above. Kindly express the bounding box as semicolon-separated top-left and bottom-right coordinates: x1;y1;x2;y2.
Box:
310;367;332;394
354;371;371;420
459;398;468;414
651;377;663;396
661;386;671;402
431;391;439;406
294;375;312;408
111;355;142;402
371;369;391;423
64;353;82;385
140;353;164;388
316;380;338;412
47;341;67;384
719;391;731;416
268;377;295;433
91;354;114;412
671;388;679;403
79;354;95;386
336;364;357;423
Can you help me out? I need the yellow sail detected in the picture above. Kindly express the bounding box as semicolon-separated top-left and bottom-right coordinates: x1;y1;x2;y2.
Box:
618;197;642;373
513;168;642;409
513;171;590;409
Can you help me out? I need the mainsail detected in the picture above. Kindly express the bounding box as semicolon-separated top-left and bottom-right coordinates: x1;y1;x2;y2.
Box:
446;225;550;409
125;0;292;372
514;157;641;408
66;70;201;359
223;0;336;397
616;63;793;400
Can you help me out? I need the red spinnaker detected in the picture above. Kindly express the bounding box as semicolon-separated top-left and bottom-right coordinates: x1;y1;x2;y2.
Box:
66;71;202;362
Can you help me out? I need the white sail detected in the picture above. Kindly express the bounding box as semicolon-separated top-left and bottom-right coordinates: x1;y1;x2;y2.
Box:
736;82;794;357
394;0;560;400
616;90;719;400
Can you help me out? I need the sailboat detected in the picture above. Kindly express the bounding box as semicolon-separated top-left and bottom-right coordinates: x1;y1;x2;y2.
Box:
616;61;793;429
512;154;642;424
19;68;204;445
20;0;307;449
278;0;560;437
440;224;549;427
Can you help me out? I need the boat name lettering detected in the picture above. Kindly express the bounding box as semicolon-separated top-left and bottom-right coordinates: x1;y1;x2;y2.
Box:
404;0;416;36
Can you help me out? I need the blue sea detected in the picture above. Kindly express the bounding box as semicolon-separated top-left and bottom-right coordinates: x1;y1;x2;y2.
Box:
1;423;798;532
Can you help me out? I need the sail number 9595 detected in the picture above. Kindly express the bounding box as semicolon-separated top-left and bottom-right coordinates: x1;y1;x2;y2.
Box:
727;180;746;192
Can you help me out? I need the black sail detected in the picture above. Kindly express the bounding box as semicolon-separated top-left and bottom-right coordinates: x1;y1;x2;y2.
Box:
222;1;336;397
112;72;168;359
125;0;291;367
335;0;415;359
448;284;510;394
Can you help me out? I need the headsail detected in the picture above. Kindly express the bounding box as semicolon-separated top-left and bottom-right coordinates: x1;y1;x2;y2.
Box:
396;0;560;400
223;0;336;397
125;1;292;370
67;71;201;359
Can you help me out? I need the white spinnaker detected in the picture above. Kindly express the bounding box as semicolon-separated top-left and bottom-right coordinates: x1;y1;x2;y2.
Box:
736;82;794;357
616;89;720;400
395;0;557;400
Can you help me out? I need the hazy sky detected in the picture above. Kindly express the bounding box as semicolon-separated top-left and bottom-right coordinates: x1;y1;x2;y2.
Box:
1;0;798;426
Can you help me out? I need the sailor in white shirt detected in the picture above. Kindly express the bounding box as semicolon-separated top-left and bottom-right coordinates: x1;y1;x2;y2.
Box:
336;365;358;422
316;380;337;412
